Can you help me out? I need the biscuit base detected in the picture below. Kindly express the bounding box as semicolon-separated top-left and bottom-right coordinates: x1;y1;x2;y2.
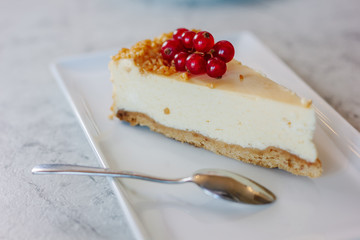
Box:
116;110;322;178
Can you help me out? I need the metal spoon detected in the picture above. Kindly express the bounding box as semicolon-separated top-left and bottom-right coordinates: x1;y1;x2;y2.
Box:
32;164;276;205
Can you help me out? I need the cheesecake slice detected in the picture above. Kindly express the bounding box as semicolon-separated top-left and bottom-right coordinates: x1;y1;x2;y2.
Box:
109;32;322;178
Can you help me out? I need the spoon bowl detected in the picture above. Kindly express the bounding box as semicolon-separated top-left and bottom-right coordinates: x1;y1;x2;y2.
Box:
32;164;276;205
192;169;276;204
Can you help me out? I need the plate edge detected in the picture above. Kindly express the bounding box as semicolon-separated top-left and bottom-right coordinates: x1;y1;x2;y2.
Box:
49;62;150;240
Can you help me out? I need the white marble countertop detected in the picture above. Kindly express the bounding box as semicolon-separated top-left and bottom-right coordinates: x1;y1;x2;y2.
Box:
1;0;359;239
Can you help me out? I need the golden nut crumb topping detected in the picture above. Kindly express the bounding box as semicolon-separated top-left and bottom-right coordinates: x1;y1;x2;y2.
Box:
301;98;313;108
163;107;170;114
112;32;177;76
179;72;189;81
206;83;215;89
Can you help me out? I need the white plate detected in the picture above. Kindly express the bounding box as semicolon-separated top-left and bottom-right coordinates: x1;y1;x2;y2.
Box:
51;32;360;240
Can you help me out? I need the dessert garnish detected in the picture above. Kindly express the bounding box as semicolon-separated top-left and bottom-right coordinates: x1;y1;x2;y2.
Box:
161;28;235;79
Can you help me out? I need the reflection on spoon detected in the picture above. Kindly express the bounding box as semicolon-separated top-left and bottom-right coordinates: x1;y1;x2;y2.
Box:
32;164;276;205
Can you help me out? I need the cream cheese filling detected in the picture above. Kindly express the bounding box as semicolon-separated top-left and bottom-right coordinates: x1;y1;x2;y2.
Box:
110;59;317;163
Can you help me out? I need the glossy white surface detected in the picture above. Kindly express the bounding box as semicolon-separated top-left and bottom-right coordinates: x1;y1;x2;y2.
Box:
53;32;360;240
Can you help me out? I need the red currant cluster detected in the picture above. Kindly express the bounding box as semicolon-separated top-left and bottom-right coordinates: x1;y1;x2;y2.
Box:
161;28;235;79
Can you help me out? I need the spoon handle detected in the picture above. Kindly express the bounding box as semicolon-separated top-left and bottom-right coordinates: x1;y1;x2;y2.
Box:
32;164;191;184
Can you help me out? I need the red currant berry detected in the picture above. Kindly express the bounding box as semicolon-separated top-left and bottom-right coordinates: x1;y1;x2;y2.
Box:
161;39;183;61
193;31;215;53
181;31;196;50
204;53;212;62
212;40;235;63
206;57;227;78
174;52;189;71
173;28;189;41
186;53;206;75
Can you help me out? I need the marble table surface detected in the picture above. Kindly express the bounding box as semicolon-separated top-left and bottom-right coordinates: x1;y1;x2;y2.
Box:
1;0;359;239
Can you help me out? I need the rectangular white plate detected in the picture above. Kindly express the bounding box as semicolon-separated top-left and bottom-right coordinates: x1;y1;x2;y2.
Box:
51;32;360;240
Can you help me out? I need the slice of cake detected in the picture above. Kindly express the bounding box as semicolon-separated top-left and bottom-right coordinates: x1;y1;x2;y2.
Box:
109;29;322;178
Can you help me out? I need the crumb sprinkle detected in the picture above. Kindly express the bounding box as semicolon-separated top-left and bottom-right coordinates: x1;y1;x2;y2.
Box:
179;72;189;81
301;98;312;108
163;107;170;114
112;32;177;76
206;83;215;89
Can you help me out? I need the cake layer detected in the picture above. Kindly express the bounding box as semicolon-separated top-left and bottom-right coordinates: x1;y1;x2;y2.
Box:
177;60;307;107
110;59;317;163
116;110;322;178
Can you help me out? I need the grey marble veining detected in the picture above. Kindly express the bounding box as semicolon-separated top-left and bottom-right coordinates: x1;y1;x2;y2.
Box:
1;0;359;239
